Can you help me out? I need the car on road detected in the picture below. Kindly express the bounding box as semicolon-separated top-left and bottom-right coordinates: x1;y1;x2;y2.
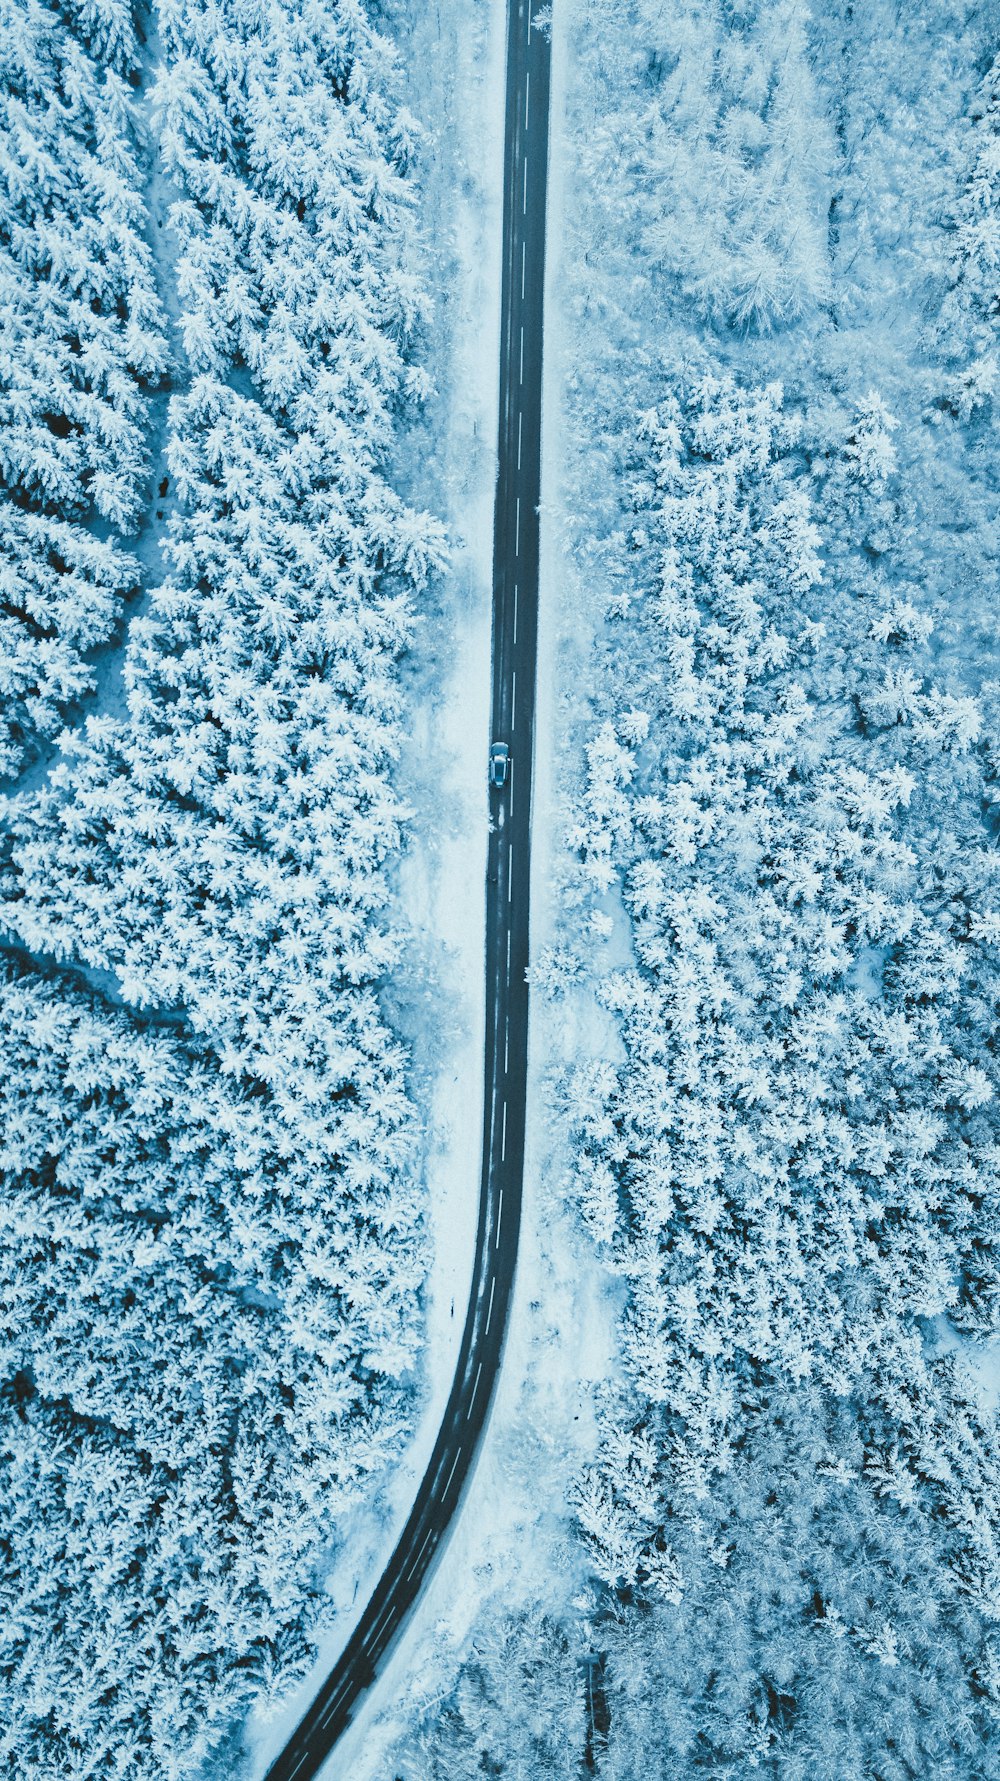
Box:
489;742;510;788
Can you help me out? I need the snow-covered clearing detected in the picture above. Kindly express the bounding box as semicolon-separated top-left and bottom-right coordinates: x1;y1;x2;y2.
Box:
925;1315;1000;1415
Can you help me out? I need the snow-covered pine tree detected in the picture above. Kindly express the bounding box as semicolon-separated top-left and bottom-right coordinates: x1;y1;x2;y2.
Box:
0;0;166;775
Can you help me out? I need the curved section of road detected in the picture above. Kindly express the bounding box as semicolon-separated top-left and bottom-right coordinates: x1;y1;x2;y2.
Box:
261;5;550;1778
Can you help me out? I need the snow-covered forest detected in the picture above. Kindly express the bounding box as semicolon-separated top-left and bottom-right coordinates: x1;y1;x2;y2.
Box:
8;0;1000;1774
385;0;1000;1776
0;0;441;1773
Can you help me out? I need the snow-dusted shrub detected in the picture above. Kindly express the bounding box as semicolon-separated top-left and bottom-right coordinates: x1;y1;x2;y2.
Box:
636;0;831;331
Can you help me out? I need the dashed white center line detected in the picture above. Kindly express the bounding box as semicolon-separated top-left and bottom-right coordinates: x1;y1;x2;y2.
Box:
406;1526;435;1582
504;1022;509;1072
495;1186;505;1245
517;410;522;470
443;1449;462;1500
485;1275;496;1334
525;70;531;130
508;842;513;896
467;1361;483;1419
513;582;519;642
515;495;520;555
511;670;517;728
362;1606;391;1654
523;157;528;214
521;239;526;299
501;1101;508;1160
519;324;524;383
507;928;511;971
317;1678;351;1733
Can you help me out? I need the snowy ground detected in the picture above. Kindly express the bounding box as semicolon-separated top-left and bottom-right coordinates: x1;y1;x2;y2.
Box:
924;1315;1000;1414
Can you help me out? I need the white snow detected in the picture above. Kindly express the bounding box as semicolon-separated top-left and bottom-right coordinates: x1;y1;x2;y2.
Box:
923;1314;1000;1415
250;0;1000;1769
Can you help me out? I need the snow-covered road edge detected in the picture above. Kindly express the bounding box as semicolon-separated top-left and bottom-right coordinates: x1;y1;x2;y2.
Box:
243;0;505;1771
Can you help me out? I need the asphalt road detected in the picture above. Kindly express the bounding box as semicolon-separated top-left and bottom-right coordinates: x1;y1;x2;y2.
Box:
260;5;550;1778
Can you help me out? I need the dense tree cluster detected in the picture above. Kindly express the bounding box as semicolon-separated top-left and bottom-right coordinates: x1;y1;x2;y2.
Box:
561;374;1000;1761
0;0;440;1773
934;51;1000;421
398;1611;584;1781
557;14;1000;1769
0;0;166;775
0;963;423;1777
635;0;830;331
398;382;1000;1775
2;0;444;1095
